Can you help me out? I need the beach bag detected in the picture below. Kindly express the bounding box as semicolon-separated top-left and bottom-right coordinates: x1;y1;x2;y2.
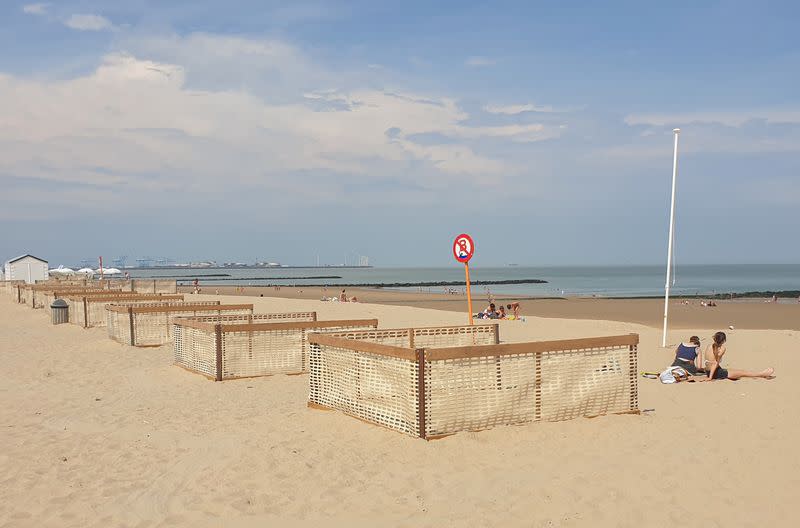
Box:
659;366;690;384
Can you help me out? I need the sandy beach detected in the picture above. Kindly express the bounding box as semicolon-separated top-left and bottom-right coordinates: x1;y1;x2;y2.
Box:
185;285;800;331
1;292;798;527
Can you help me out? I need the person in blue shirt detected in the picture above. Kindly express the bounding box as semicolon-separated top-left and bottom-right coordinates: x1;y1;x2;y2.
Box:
671;335;702;375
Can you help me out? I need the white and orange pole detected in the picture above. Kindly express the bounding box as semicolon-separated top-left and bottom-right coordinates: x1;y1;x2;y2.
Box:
465;262;474;325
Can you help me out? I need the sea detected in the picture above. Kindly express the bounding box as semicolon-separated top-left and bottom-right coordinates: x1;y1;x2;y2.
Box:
124;264;800;298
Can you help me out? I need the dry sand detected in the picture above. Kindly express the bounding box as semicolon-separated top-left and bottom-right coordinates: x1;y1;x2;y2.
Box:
1;293;798;527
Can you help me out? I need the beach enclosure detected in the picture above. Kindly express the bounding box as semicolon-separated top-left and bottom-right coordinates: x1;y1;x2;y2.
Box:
309;328;638;438
173;313;379;380
107;302;254;347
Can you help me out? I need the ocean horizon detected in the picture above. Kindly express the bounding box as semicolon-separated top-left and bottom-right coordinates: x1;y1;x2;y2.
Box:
122;264;800;298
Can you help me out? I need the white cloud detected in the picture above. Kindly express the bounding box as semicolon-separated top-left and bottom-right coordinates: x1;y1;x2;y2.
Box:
484;103;555;115
0;43;564;213
22;3;48;15
465;56;495;67
64;14;114;31
0;32;573;223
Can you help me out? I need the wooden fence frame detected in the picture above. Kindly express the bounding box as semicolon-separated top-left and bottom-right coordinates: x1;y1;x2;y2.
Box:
307;332;640;440
65;293;185;327
107;303;253;347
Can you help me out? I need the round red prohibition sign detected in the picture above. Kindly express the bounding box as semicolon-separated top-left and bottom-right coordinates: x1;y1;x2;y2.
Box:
453;234;475;263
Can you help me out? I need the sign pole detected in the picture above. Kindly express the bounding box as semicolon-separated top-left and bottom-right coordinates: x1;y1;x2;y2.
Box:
464;262;474;325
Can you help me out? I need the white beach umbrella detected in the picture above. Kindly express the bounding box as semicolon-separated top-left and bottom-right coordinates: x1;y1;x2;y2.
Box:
104;268;122;275
50;266;75;275
77;267;95;276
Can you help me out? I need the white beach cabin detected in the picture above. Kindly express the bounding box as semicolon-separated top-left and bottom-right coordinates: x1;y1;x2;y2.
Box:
4;254;49;284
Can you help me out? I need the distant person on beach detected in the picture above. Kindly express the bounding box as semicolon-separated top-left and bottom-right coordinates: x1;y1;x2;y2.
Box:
340;289;348;302
671;335;702;375
507;302;521;319
498;305;507;319
703;331;775;381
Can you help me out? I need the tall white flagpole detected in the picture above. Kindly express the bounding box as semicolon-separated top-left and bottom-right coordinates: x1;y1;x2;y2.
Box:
662;128;681;347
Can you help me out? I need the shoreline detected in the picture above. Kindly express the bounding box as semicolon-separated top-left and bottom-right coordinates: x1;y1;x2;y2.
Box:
181;285;800;331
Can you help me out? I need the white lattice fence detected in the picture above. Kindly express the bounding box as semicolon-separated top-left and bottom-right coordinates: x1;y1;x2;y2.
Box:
308;331;639;439
107;303;252;347
172;316;378;380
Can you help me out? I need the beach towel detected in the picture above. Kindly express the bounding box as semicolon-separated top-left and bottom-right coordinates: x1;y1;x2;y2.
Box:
659;366;690;384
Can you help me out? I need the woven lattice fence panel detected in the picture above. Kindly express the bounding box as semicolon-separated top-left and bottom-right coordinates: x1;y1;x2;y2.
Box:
173;325;217;378
133;307;252;346
318;328;412;348
424;344;638;437
0;281;19;296
107;310;131;345
222;328;304;378
131;279;177;294
219;321;378;379
22;288;34;306
414;325;497;348
186;312;316;324
309;343;420;436
320;325;497;349
82;297;188;327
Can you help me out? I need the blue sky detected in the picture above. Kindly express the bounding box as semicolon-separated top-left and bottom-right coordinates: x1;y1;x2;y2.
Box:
1;1;798;267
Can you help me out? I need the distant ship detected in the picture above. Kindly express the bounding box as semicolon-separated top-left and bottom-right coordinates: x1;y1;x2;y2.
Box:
506;263;519;267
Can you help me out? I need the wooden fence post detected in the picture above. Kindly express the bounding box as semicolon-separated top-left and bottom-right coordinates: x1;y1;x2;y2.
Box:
247;313;253;359
493;323;502;389
215;323;223;382
83;297;89;329
628;334;639;412
534;351;543;422
416;348;427;440
408;328;415;349
128;306;135;346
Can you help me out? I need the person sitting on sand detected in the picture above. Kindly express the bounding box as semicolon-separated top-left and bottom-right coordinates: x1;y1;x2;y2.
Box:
497;305;507;319
671;335;703;375
339;289;348;302
480;303;498;319
703;331;775;381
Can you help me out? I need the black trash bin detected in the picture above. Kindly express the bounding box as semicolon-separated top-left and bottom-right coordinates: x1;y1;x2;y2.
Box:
51;298;69;325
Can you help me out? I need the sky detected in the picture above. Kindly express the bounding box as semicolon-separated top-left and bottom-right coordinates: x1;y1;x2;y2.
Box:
0;1;798;267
